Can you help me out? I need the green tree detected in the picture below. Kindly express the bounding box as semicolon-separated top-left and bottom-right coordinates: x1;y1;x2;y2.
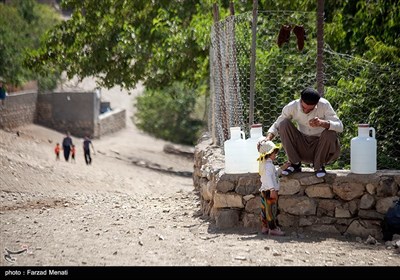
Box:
0;0;61;88
324;0;400;64
26;0;217;92
0;3;30;86
24;0;400;90
134;82;204;145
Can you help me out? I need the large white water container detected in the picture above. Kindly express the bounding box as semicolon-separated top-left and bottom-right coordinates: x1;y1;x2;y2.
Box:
351;124;377;174
246;123;265;173
224;127;247;174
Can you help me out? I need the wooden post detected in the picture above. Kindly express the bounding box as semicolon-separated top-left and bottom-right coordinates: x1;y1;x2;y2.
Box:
213;3;229;142
317;0;324;96
249;0;258;126
228;1;240;126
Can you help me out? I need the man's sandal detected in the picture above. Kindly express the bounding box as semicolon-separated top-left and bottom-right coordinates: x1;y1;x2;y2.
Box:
282;163;302;176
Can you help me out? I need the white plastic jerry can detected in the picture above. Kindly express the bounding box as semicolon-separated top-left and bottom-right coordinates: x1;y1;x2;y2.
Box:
224;127;247;174
351;124;377;174
246;123;265;173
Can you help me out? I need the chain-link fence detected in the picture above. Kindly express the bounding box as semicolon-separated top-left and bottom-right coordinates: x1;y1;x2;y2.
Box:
209;10;400;170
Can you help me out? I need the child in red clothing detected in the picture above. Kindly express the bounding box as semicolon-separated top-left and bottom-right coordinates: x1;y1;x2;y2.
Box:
71;144;76;163
54;143;61;161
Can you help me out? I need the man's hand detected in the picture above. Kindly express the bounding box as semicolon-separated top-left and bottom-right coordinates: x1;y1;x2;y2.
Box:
309;117;320;127
309;117;330;129
256;139;266;152
256;133;275;151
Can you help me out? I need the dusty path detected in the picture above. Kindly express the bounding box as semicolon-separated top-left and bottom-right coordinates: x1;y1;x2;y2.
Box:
0;79;399;269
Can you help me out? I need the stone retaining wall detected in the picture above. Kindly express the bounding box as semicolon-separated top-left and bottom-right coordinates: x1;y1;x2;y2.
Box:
0;91;37;130
98;108;126;137
36;91;100;138
193;136;400;239
0;91;126;139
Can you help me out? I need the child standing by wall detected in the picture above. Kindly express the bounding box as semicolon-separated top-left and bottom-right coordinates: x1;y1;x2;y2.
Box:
54;143;61;161
257;140;290;236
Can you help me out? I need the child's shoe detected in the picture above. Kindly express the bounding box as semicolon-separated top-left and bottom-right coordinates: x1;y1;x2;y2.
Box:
268;227;285;236
261;227;269;234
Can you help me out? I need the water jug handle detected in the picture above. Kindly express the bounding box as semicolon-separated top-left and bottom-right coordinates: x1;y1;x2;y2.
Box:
369;127;375;138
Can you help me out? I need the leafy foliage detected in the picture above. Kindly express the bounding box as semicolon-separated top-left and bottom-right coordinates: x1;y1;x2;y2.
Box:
0;0;61;88
324;0;400;63
26;0;215;92
134;82;204;145
0;3;30;86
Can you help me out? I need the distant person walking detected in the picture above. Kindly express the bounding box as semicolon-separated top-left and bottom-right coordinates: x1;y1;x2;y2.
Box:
83;136;95;165
0;79;7;108
62;132;73;162
54;143;61;161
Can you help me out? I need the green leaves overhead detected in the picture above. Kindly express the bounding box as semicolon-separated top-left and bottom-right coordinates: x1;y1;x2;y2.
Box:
23;0;399;92
26;0;215;91
0;0;61;87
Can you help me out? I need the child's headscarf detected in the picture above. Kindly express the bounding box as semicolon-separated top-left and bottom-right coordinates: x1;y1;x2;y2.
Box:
257;140;281;175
